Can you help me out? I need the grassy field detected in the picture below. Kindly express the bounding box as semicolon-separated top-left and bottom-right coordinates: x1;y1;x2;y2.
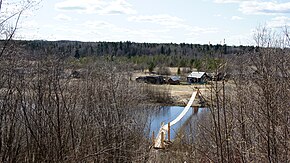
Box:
164;84;209;105
132;67;210;105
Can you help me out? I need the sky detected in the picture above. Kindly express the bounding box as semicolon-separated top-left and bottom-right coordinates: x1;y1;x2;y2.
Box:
6;0;290;45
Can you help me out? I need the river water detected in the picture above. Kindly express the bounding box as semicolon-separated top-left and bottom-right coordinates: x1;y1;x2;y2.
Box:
149;106;207;140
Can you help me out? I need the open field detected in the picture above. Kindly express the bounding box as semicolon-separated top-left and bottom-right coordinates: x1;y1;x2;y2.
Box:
151;84;209;105
132;68;209;105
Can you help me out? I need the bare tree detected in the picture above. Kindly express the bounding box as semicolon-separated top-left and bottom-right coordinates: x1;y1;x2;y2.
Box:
181;26;289;163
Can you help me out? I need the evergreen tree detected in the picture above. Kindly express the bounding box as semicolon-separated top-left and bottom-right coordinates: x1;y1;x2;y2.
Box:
74;48;80;59
177;67;180;75
148;62;155;73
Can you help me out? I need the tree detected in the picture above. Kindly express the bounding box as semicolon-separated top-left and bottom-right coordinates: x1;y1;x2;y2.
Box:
157;65;171;75
0;0;37;57
148;61;155;73
183;26;290;162
161;45;165;54
177;66;180;75
0;2;152;162
74;48;80;59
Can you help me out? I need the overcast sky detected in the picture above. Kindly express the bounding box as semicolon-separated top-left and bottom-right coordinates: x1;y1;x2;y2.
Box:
11;0;290;45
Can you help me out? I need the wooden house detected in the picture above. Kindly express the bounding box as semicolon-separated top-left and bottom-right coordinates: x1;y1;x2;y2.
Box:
187;72;207;84
168;76;180;85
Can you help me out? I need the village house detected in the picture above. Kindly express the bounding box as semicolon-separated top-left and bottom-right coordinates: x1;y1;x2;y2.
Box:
187;71;208;84
168;76;180;85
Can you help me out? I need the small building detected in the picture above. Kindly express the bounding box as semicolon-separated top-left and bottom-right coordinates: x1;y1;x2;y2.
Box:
136;76;165;84
168;76;180;85
187;71;207;84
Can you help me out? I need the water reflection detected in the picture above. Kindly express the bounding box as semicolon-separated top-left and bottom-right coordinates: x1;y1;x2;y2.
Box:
149;106;207;140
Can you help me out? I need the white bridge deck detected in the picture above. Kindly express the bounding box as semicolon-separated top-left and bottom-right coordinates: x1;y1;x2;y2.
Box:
154;91;197;148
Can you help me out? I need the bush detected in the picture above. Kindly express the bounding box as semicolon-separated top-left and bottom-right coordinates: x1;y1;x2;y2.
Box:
157;66;171;75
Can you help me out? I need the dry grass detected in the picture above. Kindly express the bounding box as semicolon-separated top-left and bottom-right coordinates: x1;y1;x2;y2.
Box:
132;67;210;105
142;84;209;105
132;67;197;78
166;84;208;105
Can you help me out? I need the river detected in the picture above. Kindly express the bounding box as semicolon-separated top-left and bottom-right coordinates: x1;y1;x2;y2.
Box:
149;106;208;140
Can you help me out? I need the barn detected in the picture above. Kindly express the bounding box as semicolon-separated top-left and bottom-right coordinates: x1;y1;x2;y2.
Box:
187;71;207;84
136;76;165;84
168;76;180;85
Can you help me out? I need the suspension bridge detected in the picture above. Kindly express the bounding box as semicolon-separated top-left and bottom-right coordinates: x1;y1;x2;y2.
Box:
152;90;201;149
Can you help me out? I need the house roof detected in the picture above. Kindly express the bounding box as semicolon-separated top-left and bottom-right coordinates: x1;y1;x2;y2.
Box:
169;76;180;81
188;72;206;78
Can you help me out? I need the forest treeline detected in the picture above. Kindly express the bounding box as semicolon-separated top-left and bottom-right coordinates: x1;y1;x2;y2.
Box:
14;40;256;57
4;40;256;70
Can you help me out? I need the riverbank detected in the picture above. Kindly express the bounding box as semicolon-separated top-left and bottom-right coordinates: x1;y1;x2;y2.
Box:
151;84;209;106
170;84;208;105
